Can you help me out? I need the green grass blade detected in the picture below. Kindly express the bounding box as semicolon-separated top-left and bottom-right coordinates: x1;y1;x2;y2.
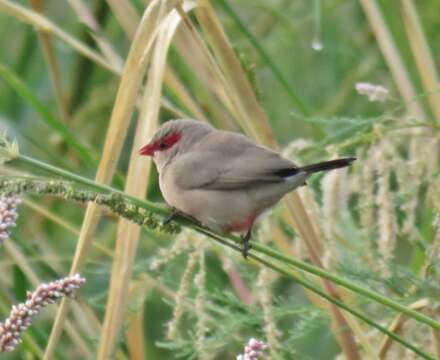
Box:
217;0;310;116
6;152;440;333
0;63;97;166
207;231;435;360
252;254;435;360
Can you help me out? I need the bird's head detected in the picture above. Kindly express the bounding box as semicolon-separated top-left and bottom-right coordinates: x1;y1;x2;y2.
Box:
139;119;213;171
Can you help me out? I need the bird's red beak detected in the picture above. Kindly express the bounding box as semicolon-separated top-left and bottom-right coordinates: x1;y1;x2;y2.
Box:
139;143;154;156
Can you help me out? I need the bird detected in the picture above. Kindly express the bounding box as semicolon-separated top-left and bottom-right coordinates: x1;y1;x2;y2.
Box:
139;119;355;258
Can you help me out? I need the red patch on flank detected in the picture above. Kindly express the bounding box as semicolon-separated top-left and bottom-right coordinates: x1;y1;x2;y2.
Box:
139;131;182;156
225;214;257;233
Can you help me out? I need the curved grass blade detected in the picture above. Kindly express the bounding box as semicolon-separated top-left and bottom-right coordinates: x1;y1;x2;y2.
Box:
217;0;310;116
96;0;180;356
41;0;171;357
0;63;97;166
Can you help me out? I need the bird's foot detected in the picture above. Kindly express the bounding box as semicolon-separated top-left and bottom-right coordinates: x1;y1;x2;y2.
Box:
162;207;182;226
163;207;202;228
241;229;252;259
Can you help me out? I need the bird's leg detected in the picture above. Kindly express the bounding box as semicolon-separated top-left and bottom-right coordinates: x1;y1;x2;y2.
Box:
162;207;182;226
241;227;253;259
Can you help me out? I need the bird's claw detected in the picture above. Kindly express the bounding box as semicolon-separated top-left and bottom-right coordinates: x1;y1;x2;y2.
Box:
163;208;202;228
163;207;181;226
241;230;252;259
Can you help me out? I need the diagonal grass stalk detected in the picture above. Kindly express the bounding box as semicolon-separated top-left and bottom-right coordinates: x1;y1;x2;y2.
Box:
217;0;310;116
378;298;429;358
400;0;440;123
2;172;435;359
6;152;440;333
29;0;69;121
0;0;120;75
194;4;359;355
251;258;435;360
42;2;176;357
96;1;185;357
0;64;96;166
359;0;425;119
186;228;436;360
106;0;139;40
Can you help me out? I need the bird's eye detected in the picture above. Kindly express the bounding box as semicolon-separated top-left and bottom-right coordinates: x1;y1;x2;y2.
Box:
159;142;166;150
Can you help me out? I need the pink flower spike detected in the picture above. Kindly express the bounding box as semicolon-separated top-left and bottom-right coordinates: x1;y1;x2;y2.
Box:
355;82;389;102
0;195;21;244
0;274;86;353
237;338;267;360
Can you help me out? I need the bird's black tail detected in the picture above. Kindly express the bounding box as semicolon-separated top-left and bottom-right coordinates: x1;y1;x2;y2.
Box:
299;157;356;174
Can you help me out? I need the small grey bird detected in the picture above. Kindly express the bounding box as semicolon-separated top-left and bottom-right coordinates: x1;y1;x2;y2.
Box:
139;119;355;257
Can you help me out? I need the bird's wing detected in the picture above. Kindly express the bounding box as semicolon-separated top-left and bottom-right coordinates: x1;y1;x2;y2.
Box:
170;131;299;190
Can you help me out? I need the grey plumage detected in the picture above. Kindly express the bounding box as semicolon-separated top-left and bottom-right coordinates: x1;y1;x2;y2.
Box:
140;119;355;255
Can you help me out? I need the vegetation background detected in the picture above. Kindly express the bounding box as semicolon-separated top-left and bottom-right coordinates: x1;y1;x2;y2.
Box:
0;0;439;359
